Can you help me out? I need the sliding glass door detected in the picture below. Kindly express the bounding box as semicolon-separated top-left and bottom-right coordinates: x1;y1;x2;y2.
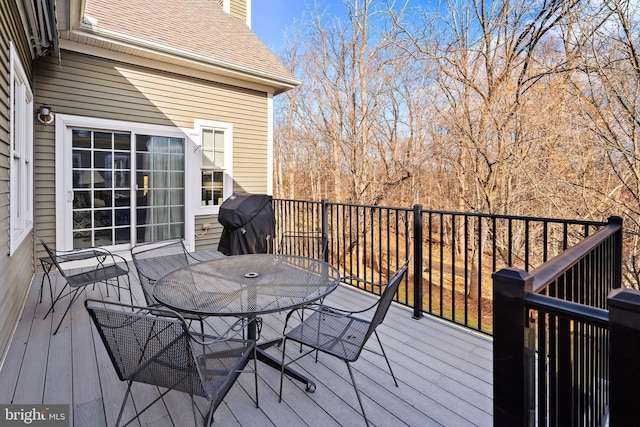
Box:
135;135;185;243
71;129;185;249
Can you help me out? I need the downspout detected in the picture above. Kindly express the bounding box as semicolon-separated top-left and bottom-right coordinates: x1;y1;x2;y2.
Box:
21;0;44;57
36;0;52;50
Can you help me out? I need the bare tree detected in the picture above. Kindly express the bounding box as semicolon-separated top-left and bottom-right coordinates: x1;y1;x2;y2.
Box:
273;0;640;287
567;0;640;287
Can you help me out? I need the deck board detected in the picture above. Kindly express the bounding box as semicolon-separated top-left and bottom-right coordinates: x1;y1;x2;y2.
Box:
0;264;493;426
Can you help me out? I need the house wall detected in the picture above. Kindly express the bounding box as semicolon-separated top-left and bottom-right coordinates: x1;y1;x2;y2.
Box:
33;49;270;259
0;1;37;363
229;0;247;20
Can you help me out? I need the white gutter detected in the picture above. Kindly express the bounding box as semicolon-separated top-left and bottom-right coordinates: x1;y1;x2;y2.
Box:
75;21;301;93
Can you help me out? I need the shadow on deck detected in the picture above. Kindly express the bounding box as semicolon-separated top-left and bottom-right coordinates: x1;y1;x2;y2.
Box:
0;264;493;426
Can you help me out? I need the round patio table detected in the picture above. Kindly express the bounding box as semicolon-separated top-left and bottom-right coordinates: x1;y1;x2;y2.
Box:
153;253;341;391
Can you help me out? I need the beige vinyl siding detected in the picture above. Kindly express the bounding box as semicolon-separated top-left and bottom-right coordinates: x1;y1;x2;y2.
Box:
0;1;36;363
34;50;269;256
194;216;223;251
229;0;247;21
33;125;56;245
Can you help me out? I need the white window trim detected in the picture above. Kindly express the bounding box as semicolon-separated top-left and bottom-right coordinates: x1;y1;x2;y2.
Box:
193;119;233;215
9;43;34;256
54;114;199;252
267;93;274;195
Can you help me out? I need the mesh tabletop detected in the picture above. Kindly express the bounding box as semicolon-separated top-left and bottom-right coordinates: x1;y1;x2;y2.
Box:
153;254;341;316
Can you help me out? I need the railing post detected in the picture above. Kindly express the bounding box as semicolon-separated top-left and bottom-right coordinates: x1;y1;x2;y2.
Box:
413;204;423;319
608;288;640;426
492;267;534;426
608;216;623;289
321;199;329;262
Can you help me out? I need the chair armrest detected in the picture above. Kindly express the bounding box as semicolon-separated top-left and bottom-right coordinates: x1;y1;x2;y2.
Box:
186;317;250;345
341;276;384;288
186;251;207;264
127;302;248;346
53;246;108;263
281;303;354;335
75;248;129;273
109;253;130;272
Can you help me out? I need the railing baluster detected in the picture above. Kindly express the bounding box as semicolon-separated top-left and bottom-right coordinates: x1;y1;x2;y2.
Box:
451;214;456;322
413;204;423;319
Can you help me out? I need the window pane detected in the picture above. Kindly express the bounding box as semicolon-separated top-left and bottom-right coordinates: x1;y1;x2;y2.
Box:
114;133;130;150
201;128;224;168
115;227;130;244
201;170;224;206
94;132;112;149
72;129;91;148
170;206;184;223
73;150;91;169
214;130;224;150
203;129;214;150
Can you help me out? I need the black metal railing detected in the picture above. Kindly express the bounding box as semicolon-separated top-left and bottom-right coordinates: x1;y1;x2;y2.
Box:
493;217;623;426
272;198;608;334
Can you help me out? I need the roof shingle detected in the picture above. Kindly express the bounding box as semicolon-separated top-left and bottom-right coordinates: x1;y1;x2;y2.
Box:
83;0;294;82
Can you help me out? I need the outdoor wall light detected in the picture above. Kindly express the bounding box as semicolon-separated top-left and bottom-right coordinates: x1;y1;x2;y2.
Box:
37;106;54;125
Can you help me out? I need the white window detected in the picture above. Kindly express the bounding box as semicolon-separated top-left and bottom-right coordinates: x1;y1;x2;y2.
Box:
9;43;34;255
195;120;233;214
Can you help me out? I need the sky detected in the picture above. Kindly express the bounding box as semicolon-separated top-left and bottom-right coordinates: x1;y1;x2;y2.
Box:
252;0;345;52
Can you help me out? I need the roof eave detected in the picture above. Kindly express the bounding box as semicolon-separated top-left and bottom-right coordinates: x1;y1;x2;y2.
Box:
72;24;300;94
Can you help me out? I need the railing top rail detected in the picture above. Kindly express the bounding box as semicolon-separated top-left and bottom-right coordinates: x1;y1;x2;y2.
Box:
272;199;607;227
273;199;322;204
274;199;414;213
529;220;622;293
418;209;607;226
525;292;610;327
326;202;413;213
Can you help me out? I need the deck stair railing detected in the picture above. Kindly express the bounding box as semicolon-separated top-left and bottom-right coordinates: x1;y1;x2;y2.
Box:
492;216;640;426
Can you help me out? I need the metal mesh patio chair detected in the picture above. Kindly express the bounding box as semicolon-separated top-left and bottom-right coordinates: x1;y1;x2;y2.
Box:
130;238;209;330
86;299;258;427
277;231;327;259
39;237;131;335
276;231;329;332
279;260;410;427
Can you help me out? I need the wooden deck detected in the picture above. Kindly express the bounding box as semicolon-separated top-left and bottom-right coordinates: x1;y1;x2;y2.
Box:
0;258;493;426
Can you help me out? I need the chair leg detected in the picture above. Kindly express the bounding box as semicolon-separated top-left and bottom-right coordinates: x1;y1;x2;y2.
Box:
52;287;87;335
44;283;72;319
115;382;133;427
374;330;398;387
346;362;370;427
119;384;174;426
253;347;259;408
279;338;288;402
38;261;54;305
193;395;211;427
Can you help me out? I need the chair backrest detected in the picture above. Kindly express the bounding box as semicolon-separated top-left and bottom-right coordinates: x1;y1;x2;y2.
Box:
130;239;191;305
86;301;207;398
277;231;327;259
39;237;61;270
38;236;101;280
365;260;410;341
